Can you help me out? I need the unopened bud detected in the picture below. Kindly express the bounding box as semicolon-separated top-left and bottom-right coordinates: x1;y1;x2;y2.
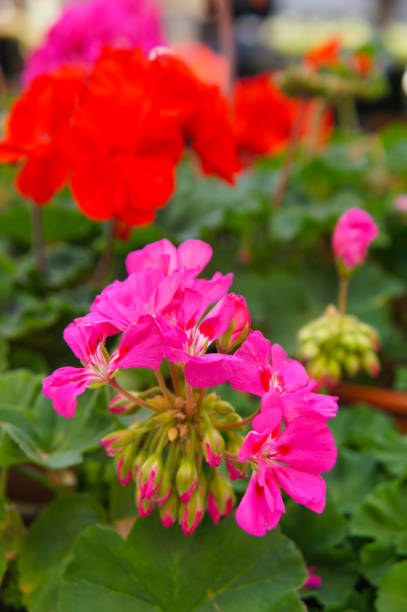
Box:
136;488;153;518
217;294;250;353
108;393;140;415
179;486;204;536
362;351;380;377
159;490;179;528
225;432;247;480
100;429;136;456
202;425;225;468
207;469;235;525
139;453;163;499
176;455;198;503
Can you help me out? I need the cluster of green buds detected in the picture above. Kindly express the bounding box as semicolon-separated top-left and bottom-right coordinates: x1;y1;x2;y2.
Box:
298;304;380;385
101;389;247;535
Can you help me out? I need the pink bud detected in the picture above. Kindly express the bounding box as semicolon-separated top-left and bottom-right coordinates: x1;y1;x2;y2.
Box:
202;427;225;468
332;208;378;271
226;458;247;481
159;491;179;528
179;488;204;535
393;195;407;213
139;454;163;499
207;469;235;525
304;566;322;589
175;455;198;503
108;394;134;414
116;457;133;487
136;489;154;518
217;294;251;353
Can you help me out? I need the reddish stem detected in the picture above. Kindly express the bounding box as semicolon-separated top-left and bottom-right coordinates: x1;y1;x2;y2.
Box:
333;382;407;417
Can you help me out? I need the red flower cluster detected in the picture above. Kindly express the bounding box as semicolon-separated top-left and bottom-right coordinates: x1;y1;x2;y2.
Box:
305;37;373;78
233;73;333;160
0;48;240;228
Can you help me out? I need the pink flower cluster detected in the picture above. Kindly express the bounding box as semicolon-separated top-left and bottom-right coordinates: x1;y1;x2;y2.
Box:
42;239;338;536
332;208;378;271
23;0;164;86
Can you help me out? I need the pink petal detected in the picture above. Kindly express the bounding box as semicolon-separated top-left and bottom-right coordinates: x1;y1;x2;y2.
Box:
42;367;92;418
126;238;177;275
184;353;234;388
274;417;337;473
235;472;284;536
177;240;212;274
113;315;165;371
273;465;326;513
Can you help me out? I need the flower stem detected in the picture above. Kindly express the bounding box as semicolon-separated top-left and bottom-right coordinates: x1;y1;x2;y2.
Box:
155;369;173;407
216;409;260;430
273;97;308;207
338;276;349;315
185;381;195;419
0;466;9;498
217;0;236;98
169;363;180;396
109;379;159;412
31;203;46;272
306;99;327;156
93;219;115;287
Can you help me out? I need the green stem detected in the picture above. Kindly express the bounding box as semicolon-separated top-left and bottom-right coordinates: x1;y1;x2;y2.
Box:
216;409;260;431
336;95;360;133
185;381;195;419
0;466;9;498
169;363;180;396
217;0;236;98
31;203;46;272
155;369;173;407
93;219;115;287
109;379;159;412
338;276;349;315
273;97;308;207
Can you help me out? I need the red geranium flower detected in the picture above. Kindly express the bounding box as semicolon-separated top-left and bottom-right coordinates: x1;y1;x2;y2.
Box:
0;67;84;204
233;73;333;160
305;37;342;71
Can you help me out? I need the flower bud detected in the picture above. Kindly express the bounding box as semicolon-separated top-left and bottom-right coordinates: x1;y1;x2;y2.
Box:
116;443;139;487
108;393;140;414
139;453;163;499
362;351;380;377
136;488;153;518
100;429;136;456
202;425;225;468
179;486;204;536
225;432;247;480
332;208;378;274
154;441;179;504
207;468;235;524
175;455;198;503
159;490;179;528
217;294;250;353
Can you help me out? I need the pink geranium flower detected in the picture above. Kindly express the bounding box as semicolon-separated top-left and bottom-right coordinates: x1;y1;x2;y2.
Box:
332;208;378;271
23;0;164;86
42;315;165;417
235;394;337;536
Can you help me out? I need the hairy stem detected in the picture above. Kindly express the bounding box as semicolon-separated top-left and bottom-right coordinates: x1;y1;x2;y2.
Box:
273;98;308;207
109;379;159;412
31;204;46;272
185;381;195;419
217;0;236;98
338;276;349;315
169;363;180;396
0;466;9;498
155;369;173;406
93;219;115;287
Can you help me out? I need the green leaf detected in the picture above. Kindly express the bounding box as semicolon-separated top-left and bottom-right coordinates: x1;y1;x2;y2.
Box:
18;494;105;612
0;370;114;469
376;561;407;612
360;541;396;586
350;479;407;553
281;498;347;558
324;449;379;514
59;513;307;612
302;549;358;610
